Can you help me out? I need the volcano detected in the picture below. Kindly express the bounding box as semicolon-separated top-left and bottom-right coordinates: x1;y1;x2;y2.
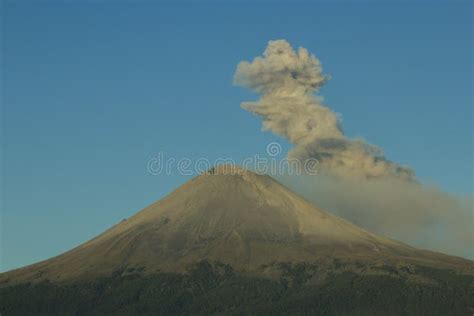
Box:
1;166;473;315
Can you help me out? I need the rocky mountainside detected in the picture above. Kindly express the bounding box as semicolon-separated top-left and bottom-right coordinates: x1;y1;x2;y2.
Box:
1;166;473;315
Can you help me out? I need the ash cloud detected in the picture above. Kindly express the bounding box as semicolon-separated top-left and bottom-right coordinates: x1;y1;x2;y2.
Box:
277;174;473;259
234;39;414;181
235;40;473;258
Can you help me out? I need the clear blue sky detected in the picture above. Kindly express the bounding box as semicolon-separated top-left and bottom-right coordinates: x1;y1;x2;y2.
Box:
2;1;472;271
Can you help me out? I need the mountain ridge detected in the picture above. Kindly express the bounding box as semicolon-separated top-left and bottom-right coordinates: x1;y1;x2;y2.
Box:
1;166;472;287
1;166;473;315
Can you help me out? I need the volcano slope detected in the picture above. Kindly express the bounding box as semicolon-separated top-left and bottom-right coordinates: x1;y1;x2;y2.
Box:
1;166;473;315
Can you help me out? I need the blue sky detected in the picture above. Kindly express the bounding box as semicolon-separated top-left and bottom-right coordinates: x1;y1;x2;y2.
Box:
2;1;472;271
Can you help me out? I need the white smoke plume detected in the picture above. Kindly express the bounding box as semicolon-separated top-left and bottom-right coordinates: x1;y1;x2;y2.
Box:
234;39;415;181
276;173;473;259
235;40;473;258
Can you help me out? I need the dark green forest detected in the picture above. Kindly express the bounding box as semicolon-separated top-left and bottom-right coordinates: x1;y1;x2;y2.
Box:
1;261;473;315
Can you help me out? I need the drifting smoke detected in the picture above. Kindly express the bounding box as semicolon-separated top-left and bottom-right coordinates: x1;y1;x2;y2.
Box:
235;40;473;258
234;39;415;181
277;174;473;259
